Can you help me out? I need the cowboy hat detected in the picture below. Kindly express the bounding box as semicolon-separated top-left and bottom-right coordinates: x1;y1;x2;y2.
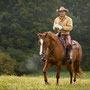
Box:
56;6;69;13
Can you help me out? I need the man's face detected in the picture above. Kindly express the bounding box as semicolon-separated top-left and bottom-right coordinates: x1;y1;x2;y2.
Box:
59;11;66;17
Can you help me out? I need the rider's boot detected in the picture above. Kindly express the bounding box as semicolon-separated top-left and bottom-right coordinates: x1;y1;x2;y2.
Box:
66;47;72;64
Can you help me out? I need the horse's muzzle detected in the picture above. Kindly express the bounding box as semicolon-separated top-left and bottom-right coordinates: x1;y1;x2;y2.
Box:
39;52;44;56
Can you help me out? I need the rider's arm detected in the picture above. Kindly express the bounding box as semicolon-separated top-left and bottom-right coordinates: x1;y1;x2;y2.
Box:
62;18;73;32
53;19;56;30
53;18;59;31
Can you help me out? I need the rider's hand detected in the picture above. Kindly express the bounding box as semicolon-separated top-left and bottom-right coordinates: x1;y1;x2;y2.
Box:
54;24;63;30
58;25;63;30
53;24;58;30
54;24;59;29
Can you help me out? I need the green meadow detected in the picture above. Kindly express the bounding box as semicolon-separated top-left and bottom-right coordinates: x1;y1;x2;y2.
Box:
0;72;90;90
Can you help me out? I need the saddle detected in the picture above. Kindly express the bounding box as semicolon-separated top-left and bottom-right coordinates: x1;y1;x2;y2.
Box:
58;32;78;49
58;33;79;64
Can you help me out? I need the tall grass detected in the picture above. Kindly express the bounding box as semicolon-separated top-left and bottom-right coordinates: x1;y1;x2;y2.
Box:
0;71;90;90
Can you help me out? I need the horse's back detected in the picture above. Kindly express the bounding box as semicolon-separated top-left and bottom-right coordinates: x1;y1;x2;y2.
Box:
72;40;82;62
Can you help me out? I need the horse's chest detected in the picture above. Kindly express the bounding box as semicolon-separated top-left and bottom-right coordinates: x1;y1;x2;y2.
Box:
47;56;57;64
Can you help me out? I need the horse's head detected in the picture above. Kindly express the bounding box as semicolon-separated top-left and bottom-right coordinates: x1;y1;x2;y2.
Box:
38;31;56;56
38;32;49;55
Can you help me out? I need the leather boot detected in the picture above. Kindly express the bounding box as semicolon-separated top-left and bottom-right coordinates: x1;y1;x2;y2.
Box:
66;47;72;64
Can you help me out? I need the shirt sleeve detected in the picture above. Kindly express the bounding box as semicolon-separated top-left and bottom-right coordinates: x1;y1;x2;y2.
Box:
63;18;73;32
53;19;57;30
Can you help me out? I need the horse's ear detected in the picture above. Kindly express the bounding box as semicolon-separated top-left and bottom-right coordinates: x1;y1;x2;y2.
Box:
44;32;48;37
37;33;42;38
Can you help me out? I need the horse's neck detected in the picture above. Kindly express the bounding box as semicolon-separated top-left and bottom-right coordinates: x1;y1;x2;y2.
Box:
48;35;64;53
48;40;55;49
47;32;65;59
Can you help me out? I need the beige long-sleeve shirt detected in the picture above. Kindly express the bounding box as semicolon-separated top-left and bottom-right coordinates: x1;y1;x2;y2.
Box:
53;15;73;34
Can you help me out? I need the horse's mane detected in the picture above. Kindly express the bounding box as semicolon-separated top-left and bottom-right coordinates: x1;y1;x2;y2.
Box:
45;31;58;41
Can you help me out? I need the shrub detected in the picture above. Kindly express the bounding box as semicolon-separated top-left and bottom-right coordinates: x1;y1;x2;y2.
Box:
0;53;17;75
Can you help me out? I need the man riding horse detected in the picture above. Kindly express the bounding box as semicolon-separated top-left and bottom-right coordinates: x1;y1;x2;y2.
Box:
41;6;73;63
53;6;73;63
38;7;83;84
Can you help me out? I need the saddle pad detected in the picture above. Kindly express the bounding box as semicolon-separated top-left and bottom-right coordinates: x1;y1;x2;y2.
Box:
72;41;77;46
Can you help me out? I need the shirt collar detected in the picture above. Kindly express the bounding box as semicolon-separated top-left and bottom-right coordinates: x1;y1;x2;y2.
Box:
59;15;67;20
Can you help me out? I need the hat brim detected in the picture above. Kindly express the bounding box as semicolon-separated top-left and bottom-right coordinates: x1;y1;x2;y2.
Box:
56;9;69;13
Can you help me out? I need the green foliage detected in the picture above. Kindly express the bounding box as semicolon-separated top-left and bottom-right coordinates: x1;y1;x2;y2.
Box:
0;53;17;75
0;0;89;75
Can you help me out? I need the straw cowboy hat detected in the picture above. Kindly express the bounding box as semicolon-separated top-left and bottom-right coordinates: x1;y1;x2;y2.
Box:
56;6;69;13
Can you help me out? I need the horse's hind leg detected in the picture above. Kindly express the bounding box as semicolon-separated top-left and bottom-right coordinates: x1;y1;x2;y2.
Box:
66;64;73;84
73;61;81;83
56;62;62;85
43;61;51;85
74;72;76;82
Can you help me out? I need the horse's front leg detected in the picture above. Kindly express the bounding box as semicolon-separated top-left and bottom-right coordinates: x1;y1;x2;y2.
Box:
74;72;76;83
43;60;51;85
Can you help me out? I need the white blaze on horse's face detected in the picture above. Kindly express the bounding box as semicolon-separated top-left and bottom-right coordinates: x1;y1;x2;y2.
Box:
39;39;43;55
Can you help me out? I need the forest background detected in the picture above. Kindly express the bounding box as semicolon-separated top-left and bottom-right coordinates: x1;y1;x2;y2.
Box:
0;0;89;75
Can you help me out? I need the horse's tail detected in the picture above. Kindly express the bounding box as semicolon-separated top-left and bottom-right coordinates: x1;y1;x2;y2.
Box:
73;40;84;77
74;61;84;77
76;66;84;77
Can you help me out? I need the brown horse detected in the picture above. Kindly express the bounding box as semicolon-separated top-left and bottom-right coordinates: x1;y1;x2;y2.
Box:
38;31;83;85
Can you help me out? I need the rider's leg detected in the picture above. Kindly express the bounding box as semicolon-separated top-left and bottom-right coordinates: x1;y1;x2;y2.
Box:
66;46;72;59
64;35;72;64
56;32;61;37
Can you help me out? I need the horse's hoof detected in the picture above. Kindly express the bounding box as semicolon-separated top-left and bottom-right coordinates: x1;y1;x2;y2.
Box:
56;83;59;85
73;81;77;84
70;82;72;84
45;82;50;85
73;79;76;82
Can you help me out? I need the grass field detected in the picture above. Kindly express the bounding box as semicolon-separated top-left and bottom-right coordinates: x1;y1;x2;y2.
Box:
0;71;90;90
